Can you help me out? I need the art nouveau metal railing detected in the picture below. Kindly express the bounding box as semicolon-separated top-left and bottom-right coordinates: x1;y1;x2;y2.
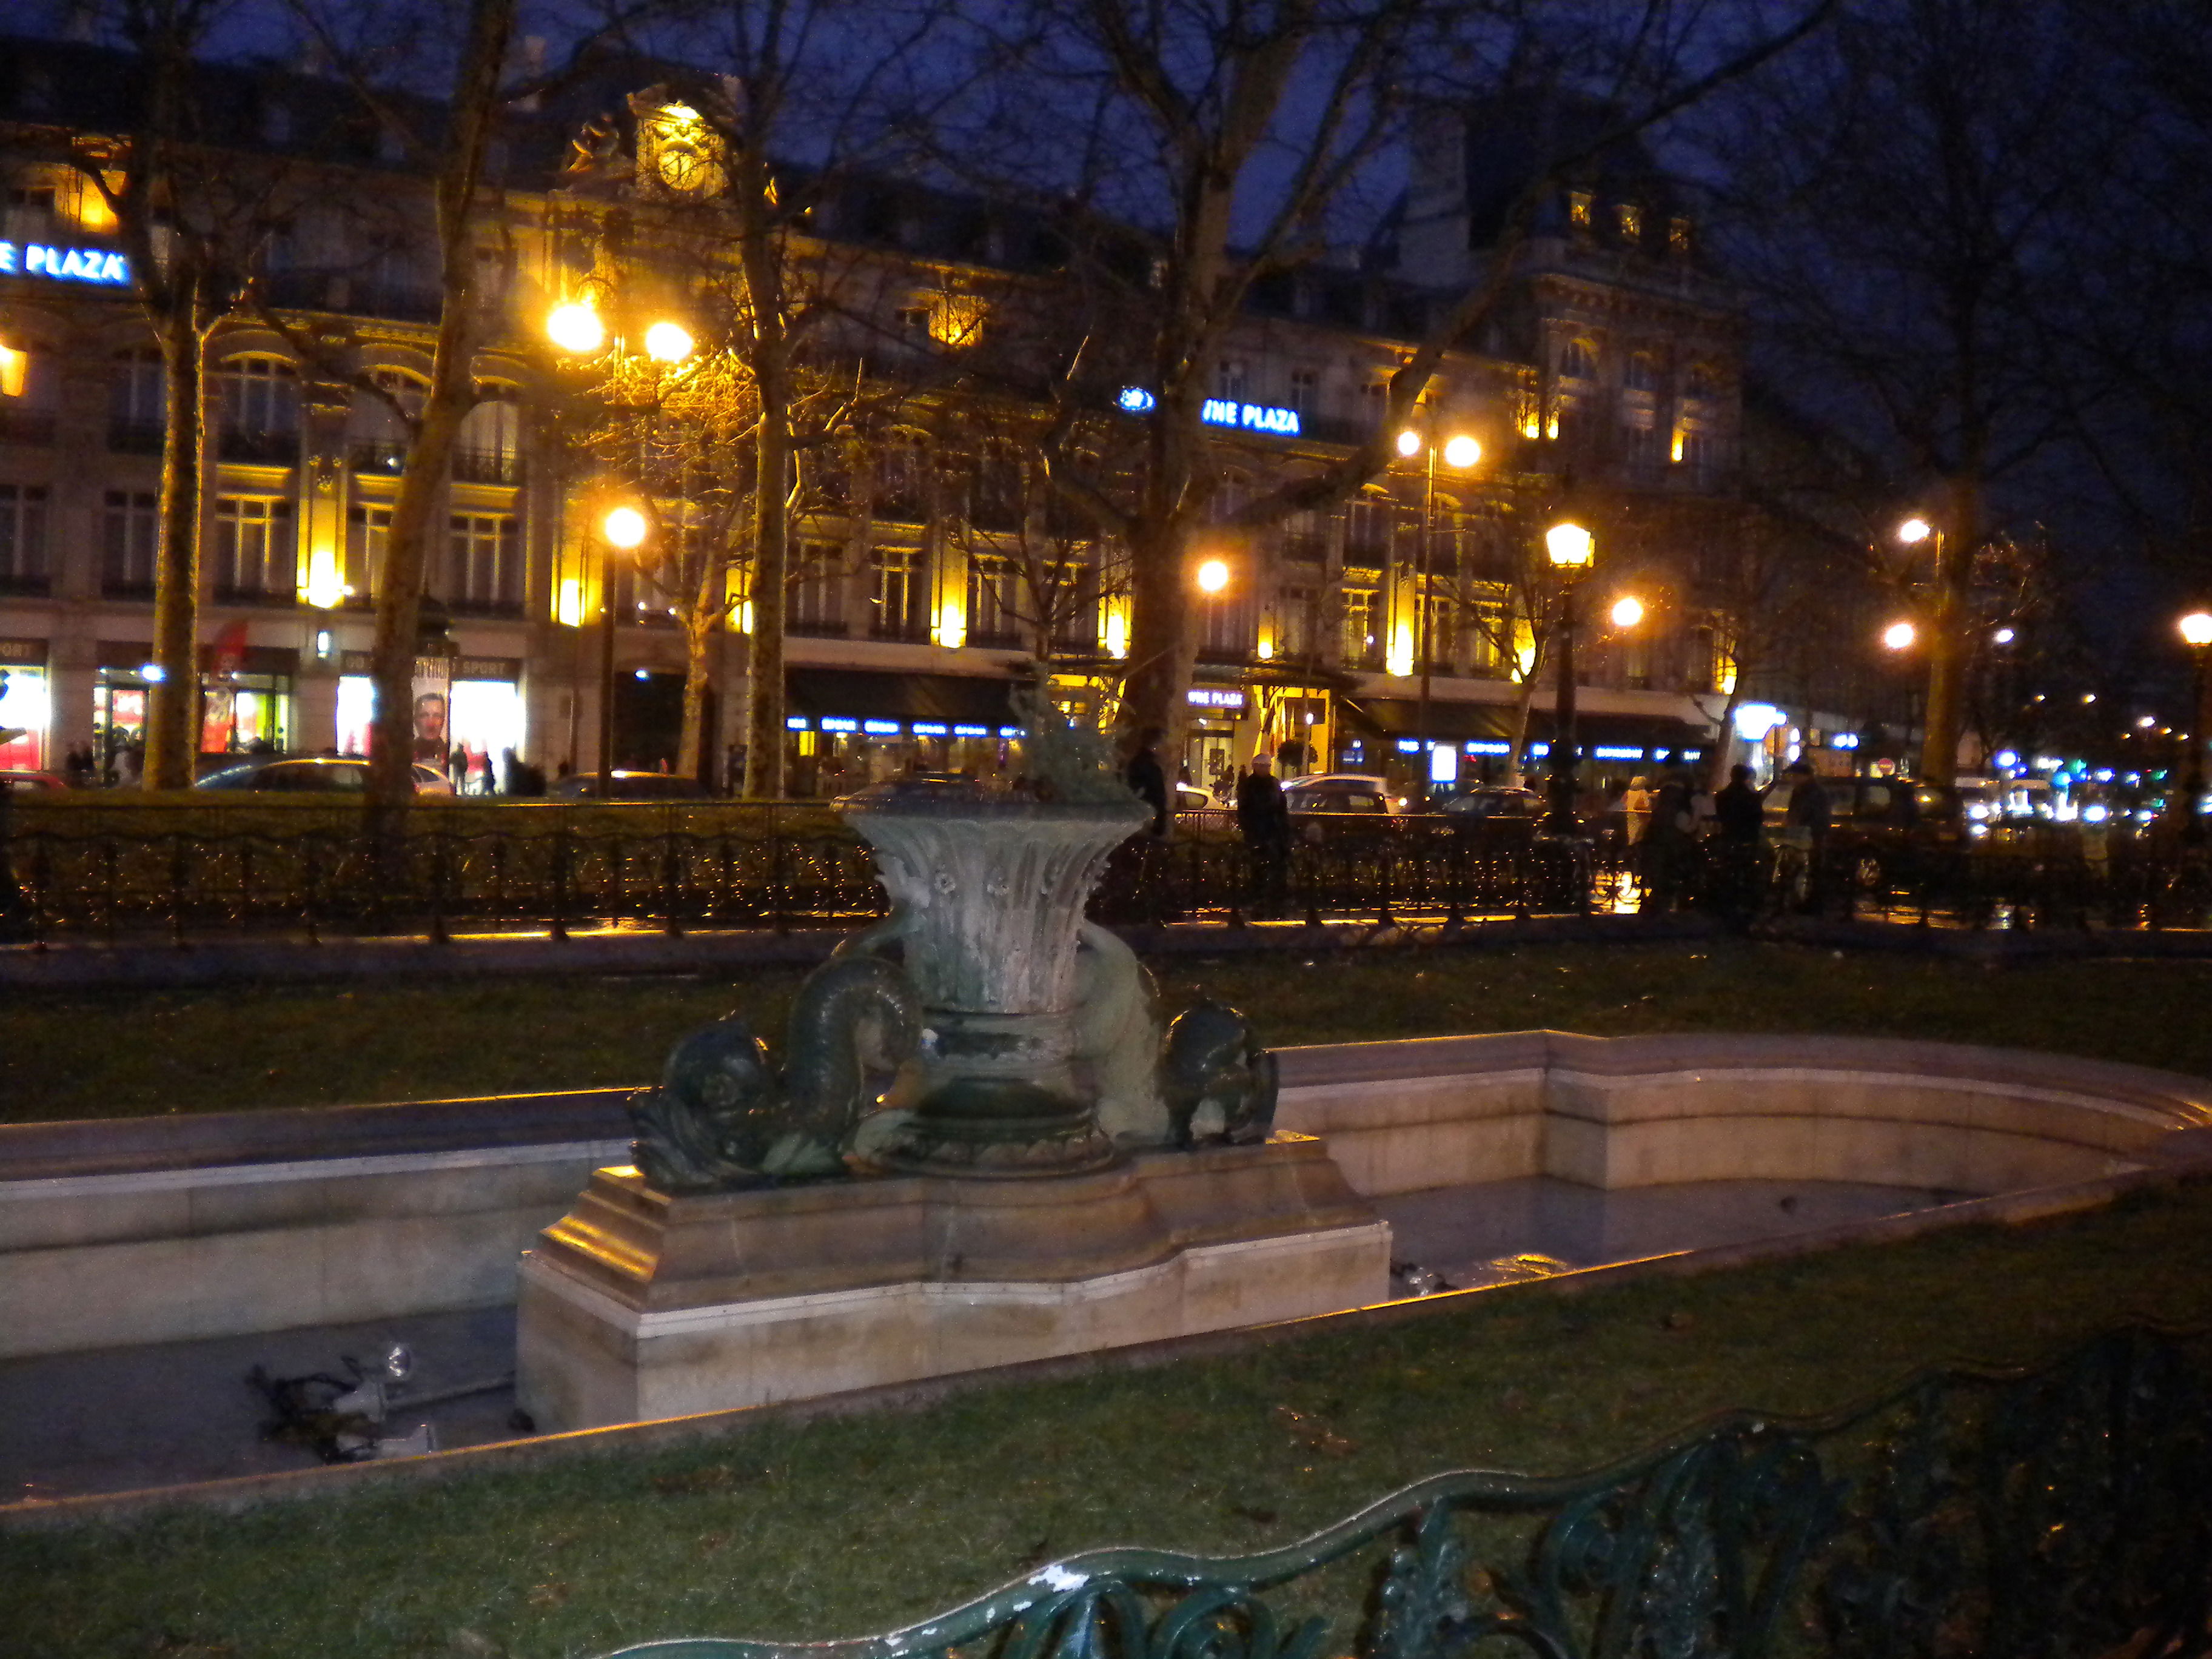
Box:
599;1325;2212;1659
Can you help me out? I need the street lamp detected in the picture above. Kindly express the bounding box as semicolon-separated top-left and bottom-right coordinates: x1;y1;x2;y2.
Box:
2179;611;2212;840
546;302;605;355
643;320;694;364
1543;520;1594;837
1396;426;1482;802
1883;620;1918;652
1609;594;1646;630
598;505;649;784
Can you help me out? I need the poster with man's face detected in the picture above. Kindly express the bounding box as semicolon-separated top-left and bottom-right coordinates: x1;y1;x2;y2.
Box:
411;656;452;762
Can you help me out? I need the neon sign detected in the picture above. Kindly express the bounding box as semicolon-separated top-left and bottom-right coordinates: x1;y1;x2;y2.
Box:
1200;398;1301;437
1116;387;1156;413
0;243;130;285
1186;688;1246;709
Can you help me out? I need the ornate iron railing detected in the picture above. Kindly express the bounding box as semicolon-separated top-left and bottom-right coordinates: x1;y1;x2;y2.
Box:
597;1325;2212;1659
6;801;2212;942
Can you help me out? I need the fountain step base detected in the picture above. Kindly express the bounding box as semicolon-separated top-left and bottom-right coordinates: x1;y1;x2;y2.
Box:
515;1135;1390;1432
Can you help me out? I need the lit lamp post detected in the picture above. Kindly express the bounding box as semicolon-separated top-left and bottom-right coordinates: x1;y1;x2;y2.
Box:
1895;514;1966;783
1395;427;1481;803
600;505;649;784
1543;520;1594;836
2179;610;2212;842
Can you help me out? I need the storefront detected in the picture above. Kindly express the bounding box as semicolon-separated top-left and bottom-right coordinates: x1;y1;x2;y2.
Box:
1184;685;1248;796
337;652;526;786
1341;697;1711;796
783;668;1020;797
92;640;296;773
0;637;49;771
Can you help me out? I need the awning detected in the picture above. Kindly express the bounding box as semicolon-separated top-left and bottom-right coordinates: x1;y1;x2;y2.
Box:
1530;710;1712;760
1346;697;1517;742
785;668;1020;734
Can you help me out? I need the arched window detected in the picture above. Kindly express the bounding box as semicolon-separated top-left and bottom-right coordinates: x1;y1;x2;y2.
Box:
216;355;298;461
1558;339;1598;382
455;387;520;483
348;369;425;472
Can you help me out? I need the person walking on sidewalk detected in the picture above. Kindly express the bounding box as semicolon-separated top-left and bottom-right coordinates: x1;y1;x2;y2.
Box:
1235;752;1292;914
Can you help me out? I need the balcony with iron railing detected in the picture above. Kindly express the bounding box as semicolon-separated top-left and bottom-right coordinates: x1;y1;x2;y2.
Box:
219;427;300;466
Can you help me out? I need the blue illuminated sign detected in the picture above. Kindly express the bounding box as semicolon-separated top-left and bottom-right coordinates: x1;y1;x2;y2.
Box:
862;719;901;736
1201;398;1301;437
911;722;948;736
1464;740;1510;756
1116;387;1156;414
0;243;130;284
820;717;858;733
1592;745;1644;762
786;716;811;730
997;725;1024;739
952;724;990;738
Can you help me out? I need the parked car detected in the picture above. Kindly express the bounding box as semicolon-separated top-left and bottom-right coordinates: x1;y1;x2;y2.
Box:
194;756;455;794
1438;786;1544;821
1764;774;1967;882
1281;773;1402;816
549;769;707;801
0;769;72;793
1174;782;1219;812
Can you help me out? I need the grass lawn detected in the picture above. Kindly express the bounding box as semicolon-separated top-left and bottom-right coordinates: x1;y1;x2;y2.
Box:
4;1180;2210;1659
7;939;2212;1124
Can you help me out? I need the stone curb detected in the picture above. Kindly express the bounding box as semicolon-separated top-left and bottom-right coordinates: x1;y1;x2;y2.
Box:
7;1150;2207;1536
0;913;1717;991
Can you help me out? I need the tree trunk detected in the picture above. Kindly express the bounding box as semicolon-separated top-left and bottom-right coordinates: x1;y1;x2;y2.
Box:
1918;477;1981;787
363;0;515;825
1119;518;1198;752
678;612;715;781
743;389;791;800
1504;677;1537;789
144;304;206;789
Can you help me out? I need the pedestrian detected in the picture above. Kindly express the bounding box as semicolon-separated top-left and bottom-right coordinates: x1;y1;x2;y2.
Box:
62;743;89;787
447;745;467;793
1779;759;1831;912
1714;763;1767;922
1124;726;1170;837
1620;773;1654;851
1235;751;1292;914
1643;768;1697;911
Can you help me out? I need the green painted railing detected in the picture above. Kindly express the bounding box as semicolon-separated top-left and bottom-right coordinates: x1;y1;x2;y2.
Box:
600;1324;2212;1659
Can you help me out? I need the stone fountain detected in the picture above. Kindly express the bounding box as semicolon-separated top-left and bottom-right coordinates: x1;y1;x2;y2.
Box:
515;705;1389;1432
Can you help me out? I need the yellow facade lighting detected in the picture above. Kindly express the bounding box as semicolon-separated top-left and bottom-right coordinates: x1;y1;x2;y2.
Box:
0;344;25;399
643;321;694;364
546;303;605;355
603;505;648;549
1545;521;1594;569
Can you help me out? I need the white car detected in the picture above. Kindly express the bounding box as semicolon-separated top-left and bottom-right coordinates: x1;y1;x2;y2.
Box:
1279;773;1402;815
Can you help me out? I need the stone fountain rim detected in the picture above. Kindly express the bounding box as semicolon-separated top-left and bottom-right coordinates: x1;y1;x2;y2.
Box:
836;793;1150;824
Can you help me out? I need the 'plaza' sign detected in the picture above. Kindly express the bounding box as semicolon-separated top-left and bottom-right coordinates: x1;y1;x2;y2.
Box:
1200;398;1301;437
0;243;132;285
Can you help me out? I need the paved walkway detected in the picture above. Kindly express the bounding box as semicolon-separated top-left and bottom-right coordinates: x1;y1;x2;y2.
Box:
0;1174;1951;1505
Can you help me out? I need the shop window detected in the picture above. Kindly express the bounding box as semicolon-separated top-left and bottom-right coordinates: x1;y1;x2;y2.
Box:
0;483;50;594
869;545;928;641
966;552;1023;647
200;676;290;755
346;504;389;602
789;541;847;636
212;495;297;601
107;347;165;451
216;355;299;463
1341;586;1381;669
0;663;47;769
101;489;158;595
449;512;522;614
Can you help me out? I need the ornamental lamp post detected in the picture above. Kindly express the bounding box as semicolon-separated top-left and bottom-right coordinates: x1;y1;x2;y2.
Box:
2179;611;2212;841
1395;426;1481;805
1543;520;1594;837
598;505;649;786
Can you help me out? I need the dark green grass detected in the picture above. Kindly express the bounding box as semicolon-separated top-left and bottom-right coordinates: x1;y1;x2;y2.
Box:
8;941;2212;1124
5;1181;2210;1659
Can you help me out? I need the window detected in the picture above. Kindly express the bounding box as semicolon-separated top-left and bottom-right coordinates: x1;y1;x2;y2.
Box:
454;390;520;483
1216;359;1248;402
870;545;928;640
1669;216;1692;254
1282;509;1327;564
108;347;164;450
1287;367;1318;414
212;495;295;599
1684;364;1721;403
1677;429;1718;483
1051;566;1099;650
970;443;1024;532
895;306;931;338
1567;189;1592;228
346;504;387;601
1341;587;1381;668
1198;588;1255;662
1275;587;1319;662
1617;202;1642;241
102;490;157;594
1467;600;1509;675
1346;499;1392;565
873;438;925;522
966;553;1022;646
217;356;299;462
0;484;49;591
349;369;423;472
1418;590;1456;671
790;542;846;635
449;512;521;612
1558;340;1598;382
1625;354;1661;395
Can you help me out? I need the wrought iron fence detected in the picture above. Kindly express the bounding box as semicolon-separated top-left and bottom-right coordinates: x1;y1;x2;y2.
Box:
598;1324;2212;1659
5;800;2212;942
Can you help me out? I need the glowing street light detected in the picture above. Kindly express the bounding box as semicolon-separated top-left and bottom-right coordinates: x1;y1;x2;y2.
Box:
1443;434;1481;469
1395;427;1423;458
2180;612;2212;842
546;302;605;355
2180;612;2212;649
1883;620;1918;652
1398;429;1483;802
1546;521;1594;569
1194;557;1230;595
1609;594;1645;630
643;320;694;364
596;506;650;784
1897;516;1932;546
1992;626;2016;645
603;505;648;549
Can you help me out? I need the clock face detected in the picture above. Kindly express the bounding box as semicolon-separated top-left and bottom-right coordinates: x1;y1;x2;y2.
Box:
657;139;708;193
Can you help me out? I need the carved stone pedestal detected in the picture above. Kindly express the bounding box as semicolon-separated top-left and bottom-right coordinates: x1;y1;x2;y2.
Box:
515;1134;1390;1432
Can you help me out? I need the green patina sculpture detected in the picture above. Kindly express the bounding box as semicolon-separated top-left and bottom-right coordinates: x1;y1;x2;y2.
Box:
628;954;920;1191
1160;999;1280;1147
